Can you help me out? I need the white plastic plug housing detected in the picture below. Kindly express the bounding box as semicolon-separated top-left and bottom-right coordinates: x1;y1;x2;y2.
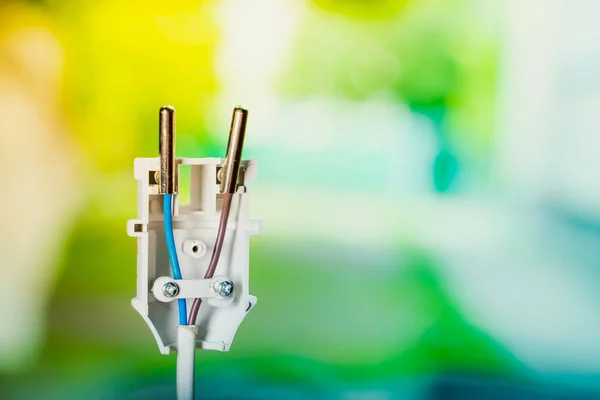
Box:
127;157;261;354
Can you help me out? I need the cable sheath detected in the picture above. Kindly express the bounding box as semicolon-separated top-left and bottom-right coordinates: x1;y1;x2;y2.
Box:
176;325;196;400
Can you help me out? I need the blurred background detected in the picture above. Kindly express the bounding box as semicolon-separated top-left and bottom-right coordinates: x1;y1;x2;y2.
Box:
1;0;600;398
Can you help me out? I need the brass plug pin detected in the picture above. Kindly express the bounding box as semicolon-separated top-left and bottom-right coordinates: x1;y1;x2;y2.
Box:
159;105;177;194
220;106;248;194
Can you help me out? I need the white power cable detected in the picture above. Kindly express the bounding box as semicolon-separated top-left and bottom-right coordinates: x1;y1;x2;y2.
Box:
176;325;197;400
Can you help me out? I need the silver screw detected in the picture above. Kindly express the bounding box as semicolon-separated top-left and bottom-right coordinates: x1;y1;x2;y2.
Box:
162;281;179;298
215;280;234;298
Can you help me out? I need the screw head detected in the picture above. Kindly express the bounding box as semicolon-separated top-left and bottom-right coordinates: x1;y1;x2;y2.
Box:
215;280;234;298
162;281;179;298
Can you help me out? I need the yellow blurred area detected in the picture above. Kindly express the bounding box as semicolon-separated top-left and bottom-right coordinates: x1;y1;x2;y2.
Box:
59;0;219;172
1;1;221;172
311;0;409;20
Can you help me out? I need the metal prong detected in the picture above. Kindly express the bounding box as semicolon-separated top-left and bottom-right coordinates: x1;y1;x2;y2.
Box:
159;105;176;194
220;106;248;194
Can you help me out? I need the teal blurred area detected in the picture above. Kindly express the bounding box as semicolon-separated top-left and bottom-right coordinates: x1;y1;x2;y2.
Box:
2;0;600;399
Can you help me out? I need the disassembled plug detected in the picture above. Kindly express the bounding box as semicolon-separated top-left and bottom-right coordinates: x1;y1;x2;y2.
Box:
127;106;261;400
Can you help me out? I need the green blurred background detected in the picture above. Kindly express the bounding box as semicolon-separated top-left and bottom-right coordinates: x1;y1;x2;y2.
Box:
2;0;600;399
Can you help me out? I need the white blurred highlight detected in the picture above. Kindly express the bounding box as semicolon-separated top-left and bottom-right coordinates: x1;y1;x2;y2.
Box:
213;0;600;379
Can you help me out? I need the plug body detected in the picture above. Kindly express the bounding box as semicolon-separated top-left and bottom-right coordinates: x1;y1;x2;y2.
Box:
127;157;261;354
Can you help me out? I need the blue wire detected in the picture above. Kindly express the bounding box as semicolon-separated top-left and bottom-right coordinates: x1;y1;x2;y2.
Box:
163;193;187;325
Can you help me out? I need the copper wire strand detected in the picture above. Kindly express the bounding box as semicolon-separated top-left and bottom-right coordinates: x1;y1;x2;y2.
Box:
188;193;234;325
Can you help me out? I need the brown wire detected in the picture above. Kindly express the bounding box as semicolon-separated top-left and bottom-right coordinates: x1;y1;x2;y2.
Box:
188;193;234;325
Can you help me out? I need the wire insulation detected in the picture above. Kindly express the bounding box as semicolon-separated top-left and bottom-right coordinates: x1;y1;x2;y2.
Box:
188;193;234;325
164;193;187;325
